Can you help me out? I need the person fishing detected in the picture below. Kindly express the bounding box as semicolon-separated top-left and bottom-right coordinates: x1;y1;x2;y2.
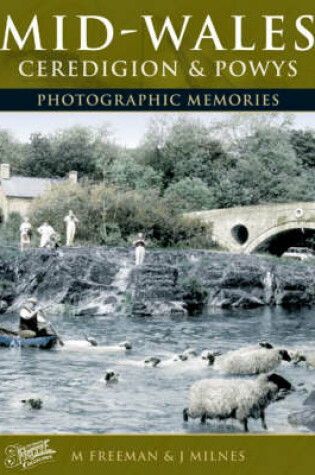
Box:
64;210;79;246
19;297;53;338
20;216;32;252
133;232;146;265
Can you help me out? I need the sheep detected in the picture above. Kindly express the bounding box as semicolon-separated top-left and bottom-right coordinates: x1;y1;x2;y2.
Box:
104;370;119;383
143;353;192;367
171;354;189;362
205;346;291;374
61;340;132;352
291;352;315;369
201;347;242;363
183;373;292;432
84;333;98;346
119;341;132;350
144;357;161;367
21;398;43;409
201;350;221;364
258;342;274;350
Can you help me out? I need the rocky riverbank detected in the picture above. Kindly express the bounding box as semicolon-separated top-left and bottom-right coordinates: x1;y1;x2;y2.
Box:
1;247;315;317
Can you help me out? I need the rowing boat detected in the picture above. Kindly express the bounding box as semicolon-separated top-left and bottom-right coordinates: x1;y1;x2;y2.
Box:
0;328;57;349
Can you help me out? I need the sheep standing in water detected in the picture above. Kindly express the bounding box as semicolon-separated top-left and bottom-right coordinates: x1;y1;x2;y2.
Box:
104;370;120;383
291;352;315;369
119;341;132;350
183;373;292;432
143;350;198;367
144;357;161;367
84;334;98;347
204;345;291;374
21;398;43;409
143;354;187;367
103;341;132;351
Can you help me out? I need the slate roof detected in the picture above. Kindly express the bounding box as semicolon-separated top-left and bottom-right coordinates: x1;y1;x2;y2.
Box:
0;176;64;198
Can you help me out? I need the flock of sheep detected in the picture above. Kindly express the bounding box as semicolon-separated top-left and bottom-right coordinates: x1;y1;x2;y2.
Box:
102;341;314;432
20;338;314;432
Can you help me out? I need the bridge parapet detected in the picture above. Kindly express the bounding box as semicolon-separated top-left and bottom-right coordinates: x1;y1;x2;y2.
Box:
185;202;315;254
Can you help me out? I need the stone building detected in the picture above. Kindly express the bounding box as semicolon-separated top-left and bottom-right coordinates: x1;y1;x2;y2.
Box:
0;163;78;221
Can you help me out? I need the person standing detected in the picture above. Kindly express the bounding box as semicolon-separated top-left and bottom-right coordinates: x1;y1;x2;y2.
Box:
20;216;32;252
64;210;79;246
133;232;146;265
37;222;56;248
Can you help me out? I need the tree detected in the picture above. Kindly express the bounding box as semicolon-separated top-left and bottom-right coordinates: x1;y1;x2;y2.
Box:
106;154;162;191
209;113;295;153
19;126;121;179
91;125;122;180
23;133;54;177
0;128;27;174
165;118;227;186
50;127;99;178
163;178;217;212
139;117;228;188
289;129;315;168
214;128;311;207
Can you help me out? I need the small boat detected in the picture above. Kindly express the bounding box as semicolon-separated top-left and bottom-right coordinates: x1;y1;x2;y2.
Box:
0;328;57;350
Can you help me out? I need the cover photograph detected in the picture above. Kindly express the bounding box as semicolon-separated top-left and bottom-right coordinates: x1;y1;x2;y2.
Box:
0;1;314;474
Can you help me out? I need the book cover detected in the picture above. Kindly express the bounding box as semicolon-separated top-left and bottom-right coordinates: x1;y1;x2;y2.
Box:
0;0;314;474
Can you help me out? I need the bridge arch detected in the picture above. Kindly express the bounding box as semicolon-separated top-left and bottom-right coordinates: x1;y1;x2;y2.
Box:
185;202;315;254
245;222;315;254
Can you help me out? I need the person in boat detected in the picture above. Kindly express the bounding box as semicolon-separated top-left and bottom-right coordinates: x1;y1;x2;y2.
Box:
133;232;146;265
37;222;56;248
20;217;32;252
19;297;52;338
64;210;79;246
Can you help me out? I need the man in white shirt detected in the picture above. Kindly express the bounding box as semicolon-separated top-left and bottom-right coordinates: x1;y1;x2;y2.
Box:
64;210;79;246
20;217;32;252
133;232;146;265
37;222;56;248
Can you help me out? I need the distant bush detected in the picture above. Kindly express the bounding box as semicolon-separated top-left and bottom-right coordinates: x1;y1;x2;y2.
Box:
30;181;101;244
163;178;217;213
106;156;163;192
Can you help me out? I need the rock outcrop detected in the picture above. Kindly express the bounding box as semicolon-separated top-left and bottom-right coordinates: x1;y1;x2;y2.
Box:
1;247;315;317
288;391;315;432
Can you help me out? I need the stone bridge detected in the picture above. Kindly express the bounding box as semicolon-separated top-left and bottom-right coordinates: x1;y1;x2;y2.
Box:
186;202;315;254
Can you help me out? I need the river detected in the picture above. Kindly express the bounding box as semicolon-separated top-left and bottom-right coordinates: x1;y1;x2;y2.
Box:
0;306;314;434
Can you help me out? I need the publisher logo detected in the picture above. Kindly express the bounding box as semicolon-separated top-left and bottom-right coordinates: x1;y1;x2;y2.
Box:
4;439;56;470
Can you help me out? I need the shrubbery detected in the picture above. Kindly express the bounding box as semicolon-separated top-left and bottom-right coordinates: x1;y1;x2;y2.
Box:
0;212;21;257
29;181;214;248
163;177;217;213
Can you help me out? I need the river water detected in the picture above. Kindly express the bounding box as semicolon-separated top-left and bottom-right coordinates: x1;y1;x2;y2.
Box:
0;307;314;434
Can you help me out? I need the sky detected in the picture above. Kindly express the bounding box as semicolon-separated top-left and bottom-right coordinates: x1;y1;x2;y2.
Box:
0;112;315;148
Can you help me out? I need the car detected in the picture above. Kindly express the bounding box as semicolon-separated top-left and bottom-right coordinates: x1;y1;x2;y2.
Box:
281;247;315;261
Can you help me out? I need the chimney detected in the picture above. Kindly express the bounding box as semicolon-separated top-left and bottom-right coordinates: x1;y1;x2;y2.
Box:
68;170;78;184
0;163;11;180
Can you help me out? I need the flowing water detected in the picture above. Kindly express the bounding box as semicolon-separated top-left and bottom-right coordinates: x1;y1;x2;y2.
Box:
0;306;314;434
